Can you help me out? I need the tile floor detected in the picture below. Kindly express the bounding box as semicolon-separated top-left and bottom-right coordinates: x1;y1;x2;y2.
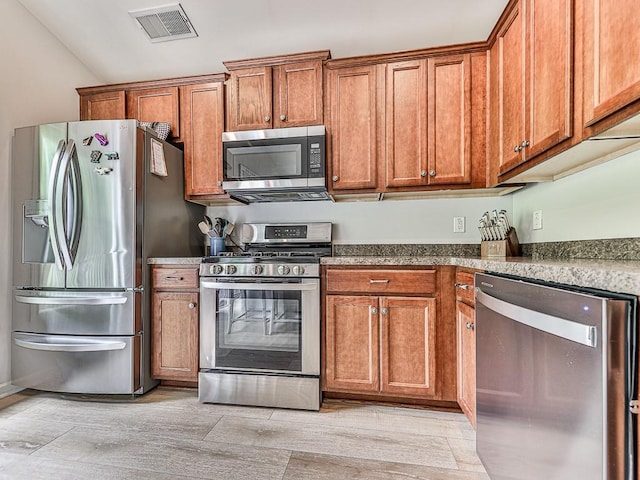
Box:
0;387;489;479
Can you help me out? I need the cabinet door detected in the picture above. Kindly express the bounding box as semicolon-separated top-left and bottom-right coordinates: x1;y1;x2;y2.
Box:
583;0;640;126
152;291;199;381
325;295;380;393
127;87;180;139
525;0;572;159
457;300;476;428
79;91;126;121
274;61;323;128
380;296;437;397
327;65;381;191
494;2;526;175
227;67;273;131
385;60;428;188
427;54;472;185
180;82;225;197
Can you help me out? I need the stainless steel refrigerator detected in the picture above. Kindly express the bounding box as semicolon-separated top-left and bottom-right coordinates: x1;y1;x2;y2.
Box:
11;119;204;395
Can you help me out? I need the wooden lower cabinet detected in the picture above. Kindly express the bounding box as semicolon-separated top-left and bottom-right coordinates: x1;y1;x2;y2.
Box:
455;269;477;427
456;300;475;428
151;266;199;383
325;294;437;399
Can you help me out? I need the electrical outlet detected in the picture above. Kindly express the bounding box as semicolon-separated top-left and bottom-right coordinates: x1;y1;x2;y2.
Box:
532;210;543;230
453;216;465;233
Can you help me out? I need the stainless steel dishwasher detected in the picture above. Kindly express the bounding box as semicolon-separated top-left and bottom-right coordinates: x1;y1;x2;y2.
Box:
475;273;637;480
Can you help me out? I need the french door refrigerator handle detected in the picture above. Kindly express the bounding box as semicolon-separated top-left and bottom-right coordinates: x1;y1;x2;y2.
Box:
14;337;126;352
46;139;67;270
66;140;83;265
475;287;598;348
15;294;128;305
55;140;79;270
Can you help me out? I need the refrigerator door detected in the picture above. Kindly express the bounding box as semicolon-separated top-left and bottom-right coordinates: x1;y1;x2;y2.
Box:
65;120;138;289
11;332;141;394
12;289;140;335
12;123;68;289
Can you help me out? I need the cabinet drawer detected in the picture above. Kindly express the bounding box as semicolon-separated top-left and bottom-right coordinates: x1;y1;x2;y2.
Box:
455;271;475;306
326;269;436;295
152;267;199;289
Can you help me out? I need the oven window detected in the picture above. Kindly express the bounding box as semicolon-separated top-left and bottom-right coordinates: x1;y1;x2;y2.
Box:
215;286;302;372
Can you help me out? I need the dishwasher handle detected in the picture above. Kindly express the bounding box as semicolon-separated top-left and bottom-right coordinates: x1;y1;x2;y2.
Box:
476;288;598;348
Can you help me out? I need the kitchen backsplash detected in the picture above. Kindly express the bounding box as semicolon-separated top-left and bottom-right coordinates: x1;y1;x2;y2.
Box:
333;238;640;260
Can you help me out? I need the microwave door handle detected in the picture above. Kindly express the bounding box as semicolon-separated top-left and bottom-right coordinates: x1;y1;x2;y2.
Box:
200;281;317;291
47;139;67;270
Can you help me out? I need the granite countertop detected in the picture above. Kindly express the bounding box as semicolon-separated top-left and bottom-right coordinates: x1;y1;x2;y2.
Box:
147;255;640;296
321;256;640;296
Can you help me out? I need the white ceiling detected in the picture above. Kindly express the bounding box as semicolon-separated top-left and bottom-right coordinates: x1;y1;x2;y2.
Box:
17;0;507;86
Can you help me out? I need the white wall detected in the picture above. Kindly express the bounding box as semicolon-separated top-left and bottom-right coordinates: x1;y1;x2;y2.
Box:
512;150;640;243
0;0;99;396
208;195;513;245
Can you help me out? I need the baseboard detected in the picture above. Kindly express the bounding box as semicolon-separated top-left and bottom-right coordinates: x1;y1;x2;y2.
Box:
0;382;23;400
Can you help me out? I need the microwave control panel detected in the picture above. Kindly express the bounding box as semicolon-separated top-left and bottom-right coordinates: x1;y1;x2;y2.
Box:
308;136;325;177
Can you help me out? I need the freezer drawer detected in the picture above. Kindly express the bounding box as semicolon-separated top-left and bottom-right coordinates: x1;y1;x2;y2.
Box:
12;332;141;394
12;289;140;335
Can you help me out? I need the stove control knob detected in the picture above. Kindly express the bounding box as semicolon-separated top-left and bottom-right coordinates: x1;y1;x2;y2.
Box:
277;265;291;276
292;265;305;276
251;265;264;275
210;265;224;275
225;265;237;275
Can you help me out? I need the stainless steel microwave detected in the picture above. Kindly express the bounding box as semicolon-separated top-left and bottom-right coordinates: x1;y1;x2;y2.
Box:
222;126;328;203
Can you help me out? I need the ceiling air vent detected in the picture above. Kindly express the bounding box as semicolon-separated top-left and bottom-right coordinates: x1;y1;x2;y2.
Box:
129;4;197;43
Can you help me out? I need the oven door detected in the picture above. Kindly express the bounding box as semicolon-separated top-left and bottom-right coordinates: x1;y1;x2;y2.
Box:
199;277;320;376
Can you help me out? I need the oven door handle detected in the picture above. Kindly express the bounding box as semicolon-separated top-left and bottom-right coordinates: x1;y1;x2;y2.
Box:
200;281;317;291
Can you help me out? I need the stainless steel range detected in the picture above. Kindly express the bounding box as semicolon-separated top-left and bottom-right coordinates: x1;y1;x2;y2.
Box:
198;222;331;411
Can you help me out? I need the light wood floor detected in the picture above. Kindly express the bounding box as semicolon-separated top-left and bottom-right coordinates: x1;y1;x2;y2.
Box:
0;387;488;479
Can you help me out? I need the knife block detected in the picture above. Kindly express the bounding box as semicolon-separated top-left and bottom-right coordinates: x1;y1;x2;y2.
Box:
481;228;521;258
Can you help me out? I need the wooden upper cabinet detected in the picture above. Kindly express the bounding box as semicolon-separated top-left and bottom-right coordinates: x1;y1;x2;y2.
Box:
380;296;436;397
79;90;126;121
526;0;572;158
274;61;324;128
180;81;225;198
491;0;572;177
327;65;381;191
492;3;526;175
385;60;428;188
427;54;472;185
226;67;273;131
127;86;180;140
224;51;329;132
583;0;640;127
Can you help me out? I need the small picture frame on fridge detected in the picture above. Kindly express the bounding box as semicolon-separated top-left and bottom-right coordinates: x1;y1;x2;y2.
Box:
150;138;168;176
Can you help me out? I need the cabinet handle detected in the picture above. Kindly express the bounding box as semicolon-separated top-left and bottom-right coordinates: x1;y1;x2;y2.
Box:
164;276;184;281
332;175;339;182
521;140;530;148
264;115;271;122
217;181;223;187
455;282;472;290
420;170;427;177
280;115;286;121
188;302;197;309
381;307;389;315
369;279;390;284
466;322;474;330
514;145;522;152
429;170;436;177
371;307;378;314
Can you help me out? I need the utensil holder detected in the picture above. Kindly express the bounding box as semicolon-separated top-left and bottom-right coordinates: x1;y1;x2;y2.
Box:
481;228;521;258
210;237;226;256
